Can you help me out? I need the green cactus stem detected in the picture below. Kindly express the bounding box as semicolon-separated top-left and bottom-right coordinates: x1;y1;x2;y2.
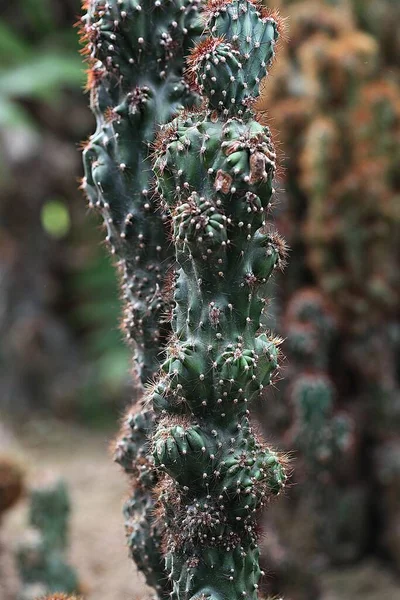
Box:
114;400;167;592
79;0;203;383
79;1;203;593
150;2;289;598
17;477;79;599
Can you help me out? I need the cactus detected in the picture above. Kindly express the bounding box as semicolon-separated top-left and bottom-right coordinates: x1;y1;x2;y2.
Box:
259;287;367;598
17;476;79;599
148;2;289;599
352;0;400;65
79;0;203;593
263;0;400;327
79;0;203;383
284;289;366;563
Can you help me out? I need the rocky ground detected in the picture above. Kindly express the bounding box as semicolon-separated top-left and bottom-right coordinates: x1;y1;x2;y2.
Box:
1;419;399;600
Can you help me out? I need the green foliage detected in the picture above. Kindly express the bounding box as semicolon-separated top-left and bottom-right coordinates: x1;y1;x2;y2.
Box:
41;200;71;239
70;241;131;423
0;2;83;132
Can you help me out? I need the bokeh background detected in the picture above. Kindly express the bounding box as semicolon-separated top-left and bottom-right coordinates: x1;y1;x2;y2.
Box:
0;1;399;599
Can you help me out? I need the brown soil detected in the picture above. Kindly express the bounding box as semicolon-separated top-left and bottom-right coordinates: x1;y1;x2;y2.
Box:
2;420;400;600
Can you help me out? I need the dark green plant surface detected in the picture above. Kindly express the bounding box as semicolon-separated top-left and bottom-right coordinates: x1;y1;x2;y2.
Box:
80;0;203;384
148;2;289;599
79;0;203;594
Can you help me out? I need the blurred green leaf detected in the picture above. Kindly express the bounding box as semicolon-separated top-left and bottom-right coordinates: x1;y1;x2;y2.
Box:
0;53;84;102
0;21;30;64
41;199;71;238
0;96;36;128
97;350;131;388
21;0;55;35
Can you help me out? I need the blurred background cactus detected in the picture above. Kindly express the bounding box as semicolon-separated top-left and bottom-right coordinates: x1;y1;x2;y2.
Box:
16;476;80;600
255;0;400;596
0;0;399;599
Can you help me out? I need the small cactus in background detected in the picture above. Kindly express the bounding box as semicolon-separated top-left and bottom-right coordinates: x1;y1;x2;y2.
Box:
284;291;364;564
17;476;79;600
79;0;203;593
149;1;289;598
352;0;400;65
260;288;366;599
283;290;363;562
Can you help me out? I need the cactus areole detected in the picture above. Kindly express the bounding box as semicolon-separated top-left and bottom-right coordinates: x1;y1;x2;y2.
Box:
150;2;288;599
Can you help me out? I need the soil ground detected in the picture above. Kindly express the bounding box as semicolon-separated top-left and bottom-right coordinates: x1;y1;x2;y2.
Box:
2;420;400;600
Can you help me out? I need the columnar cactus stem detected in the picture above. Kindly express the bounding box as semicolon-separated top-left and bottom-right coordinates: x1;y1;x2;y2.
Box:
151;2;288;598
79;0;203;383
17;477;79;599
78;1;203;594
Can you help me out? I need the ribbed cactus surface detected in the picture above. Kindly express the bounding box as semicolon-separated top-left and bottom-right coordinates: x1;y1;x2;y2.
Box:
80;0;203;383
149;2;288;598
79;1;203;593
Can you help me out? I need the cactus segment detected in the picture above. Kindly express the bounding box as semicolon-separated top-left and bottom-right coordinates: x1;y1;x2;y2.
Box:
115;403;166;591
151;2;288;598
79;0;203;382
79;1;203;594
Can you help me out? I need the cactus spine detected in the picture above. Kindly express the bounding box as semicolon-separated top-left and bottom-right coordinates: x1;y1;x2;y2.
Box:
79;0;202;593
150;2;288;598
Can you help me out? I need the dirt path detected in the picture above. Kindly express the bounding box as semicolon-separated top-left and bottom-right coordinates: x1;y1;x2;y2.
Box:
2;420;149;600
2;420;400;600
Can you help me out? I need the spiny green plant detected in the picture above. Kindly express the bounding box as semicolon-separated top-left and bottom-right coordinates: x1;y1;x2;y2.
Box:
284;289;362;563
284;290;352;477
79;0;203;383
78;0;203;593
17;477;79;599
148;1;289;598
